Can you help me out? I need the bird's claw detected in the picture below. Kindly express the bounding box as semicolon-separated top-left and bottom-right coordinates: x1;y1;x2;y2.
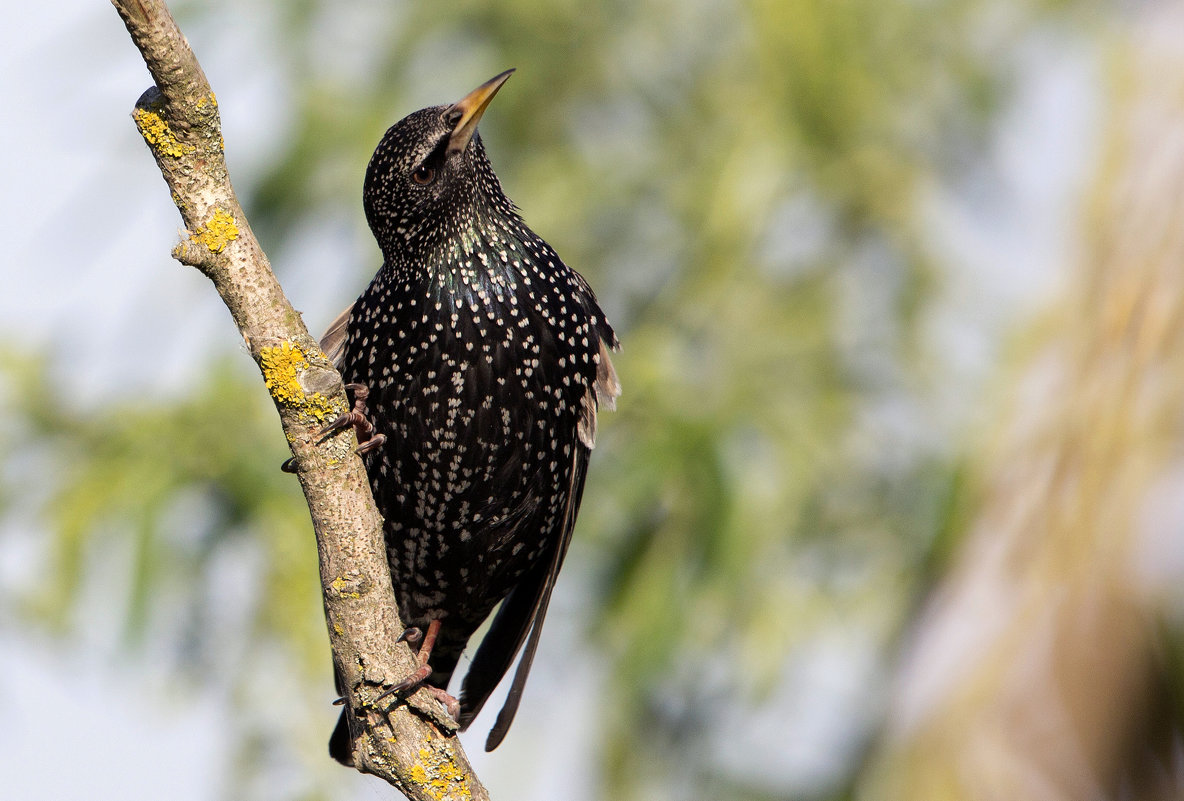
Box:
376;665;432;703
319;383;385;455
279;382;384;472
372;675;460;731
354;432;387;456
396;626;423;645
371;618;457;723
423;686;461;721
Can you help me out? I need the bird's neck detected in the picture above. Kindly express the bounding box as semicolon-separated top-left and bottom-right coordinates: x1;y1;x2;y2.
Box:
385;211;528;309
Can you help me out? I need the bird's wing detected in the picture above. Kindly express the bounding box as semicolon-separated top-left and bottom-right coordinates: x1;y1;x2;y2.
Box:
319;304;354;370
457;442;590;750
578;339;621;448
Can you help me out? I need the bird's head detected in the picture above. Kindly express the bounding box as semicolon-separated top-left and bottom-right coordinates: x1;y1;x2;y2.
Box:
363;69;516;259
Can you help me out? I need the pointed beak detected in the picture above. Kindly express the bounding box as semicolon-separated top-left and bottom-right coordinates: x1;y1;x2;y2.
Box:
445;69;515;155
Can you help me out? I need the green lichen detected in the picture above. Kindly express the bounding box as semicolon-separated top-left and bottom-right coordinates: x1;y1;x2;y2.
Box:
132;106;192;158
258;342;336;421
192;208;239;254
409;747;472;801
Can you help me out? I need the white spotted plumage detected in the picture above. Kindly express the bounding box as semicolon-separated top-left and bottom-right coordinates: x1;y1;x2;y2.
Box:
322;79;619;755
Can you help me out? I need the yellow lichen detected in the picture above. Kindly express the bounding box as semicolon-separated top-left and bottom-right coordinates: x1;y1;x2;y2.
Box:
307;393;336;421
330;575;362;599
258;342;337;422
132;107;192;158
260;342;306;405
192;208;239;254
409;747;472;801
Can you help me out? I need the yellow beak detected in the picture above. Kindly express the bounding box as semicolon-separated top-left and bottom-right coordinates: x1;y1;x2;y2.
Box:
446;69;515;155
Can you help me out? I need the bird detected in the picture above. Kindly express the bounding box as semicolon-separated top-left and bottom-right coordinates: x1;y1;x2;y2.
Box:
317;69;620;759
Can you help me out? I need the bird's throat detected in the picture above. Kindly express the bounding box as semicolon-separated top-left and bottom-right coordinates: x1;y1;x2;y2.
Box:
424;218;525;311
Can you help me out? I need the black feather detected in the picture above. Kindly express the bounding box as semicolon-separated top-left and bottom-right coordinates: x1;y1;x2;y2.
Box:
327;72;619;753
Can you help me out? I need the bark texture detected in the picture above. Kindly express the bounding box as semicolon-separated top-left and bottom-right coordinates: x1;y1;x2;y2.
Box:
110;1;489;798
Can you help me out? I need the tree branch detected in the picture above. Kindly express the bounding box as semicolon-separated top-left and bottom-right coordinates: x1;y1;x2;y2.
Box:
109;2;489;798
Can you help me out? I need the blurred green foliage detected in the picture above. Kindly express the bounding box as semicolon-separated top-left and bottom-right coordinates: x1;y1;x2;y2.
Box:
0;0;1088;798
2;352;320;670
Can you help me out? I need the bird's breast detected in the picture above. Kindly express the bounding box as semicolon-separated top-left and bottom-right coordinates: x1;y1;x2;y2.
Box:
340;262;596;621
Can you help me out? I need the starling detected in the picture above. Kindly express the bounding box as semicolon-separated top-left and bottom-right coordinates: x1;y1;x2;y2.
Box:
319;70;619;757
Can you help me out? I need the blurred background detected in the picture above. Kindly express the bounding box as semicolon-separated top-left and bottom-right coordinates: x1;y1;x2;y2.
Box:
4;0;1184;799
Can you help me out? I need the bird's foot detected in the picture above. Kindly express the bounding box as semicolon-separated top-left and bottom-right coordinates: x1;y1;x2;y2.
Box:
280;382;385;472
422;686;461;721
380;664;432;699
372;619;459;727
374;683;460;732
377;620;441;702
320;383;386;454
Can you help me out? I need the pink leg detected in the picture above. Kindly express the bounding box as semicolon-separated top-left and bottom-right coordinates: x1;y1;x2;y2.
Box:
374;619;459;719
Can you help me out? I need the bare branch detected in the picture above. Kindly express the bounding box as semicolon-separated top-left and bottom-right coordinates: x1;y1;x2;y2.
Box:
109;1;489;798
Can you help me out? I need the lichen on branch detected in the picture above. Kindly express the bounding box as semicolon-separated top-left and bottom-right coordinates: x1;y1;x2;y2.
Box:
109;0;490;798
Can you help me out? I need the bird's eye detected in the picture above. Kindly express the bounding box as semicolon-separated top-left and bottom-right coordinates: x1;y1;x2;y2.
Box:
411;166;436;185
